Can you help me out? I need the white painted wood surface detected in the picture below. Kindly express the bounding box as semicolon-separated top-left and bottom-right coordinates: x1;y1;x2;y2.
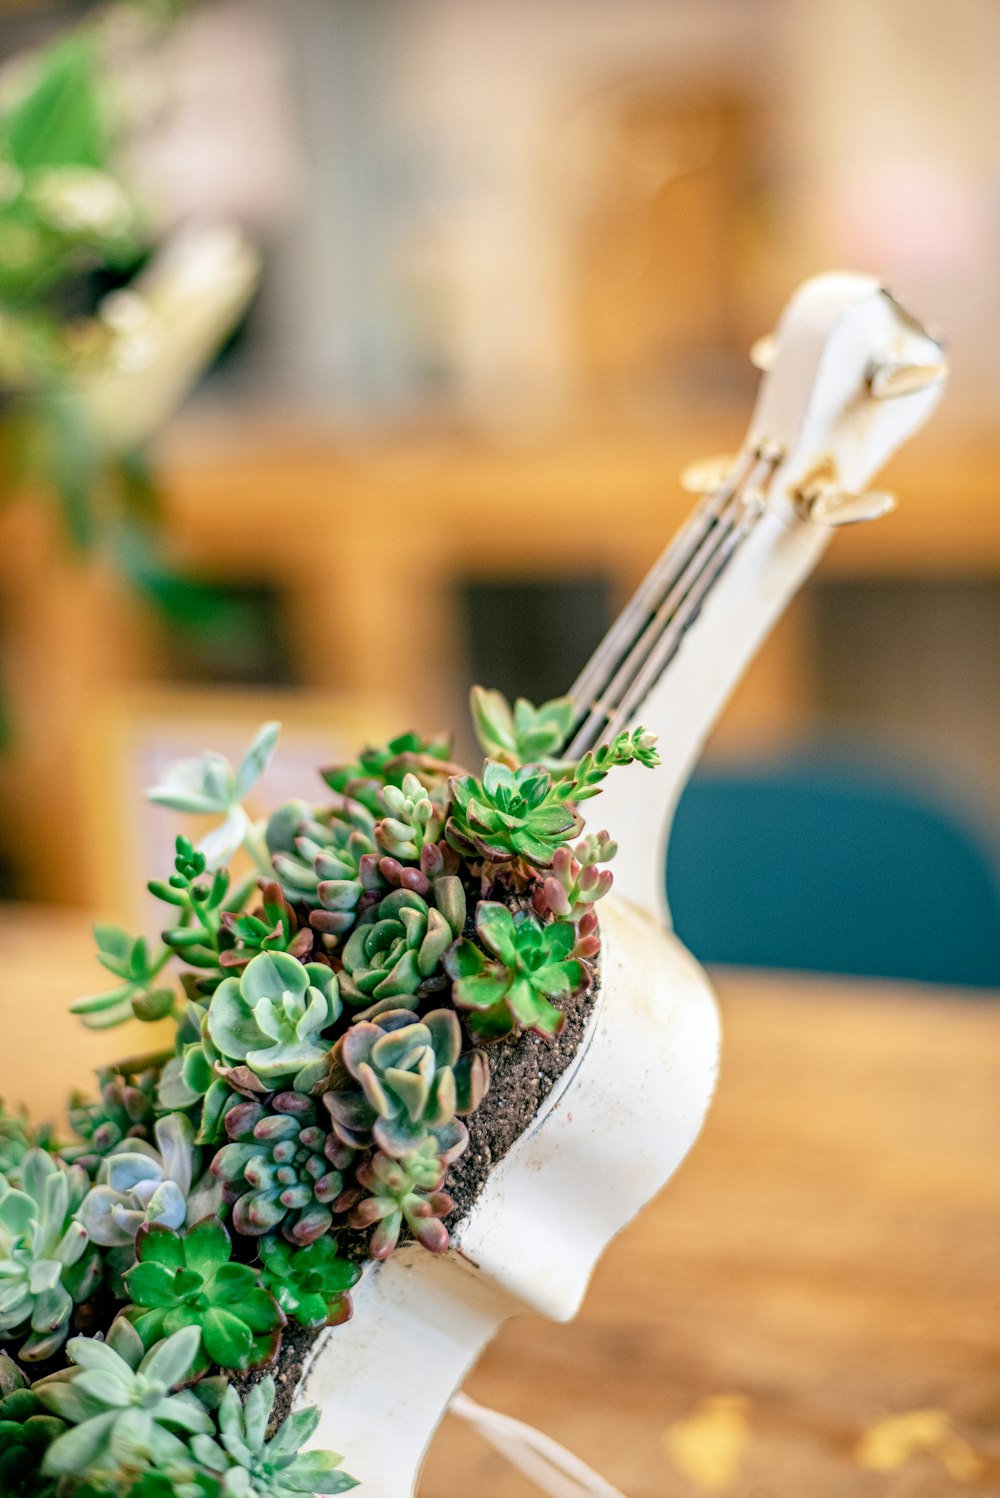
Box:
294;273;947;1494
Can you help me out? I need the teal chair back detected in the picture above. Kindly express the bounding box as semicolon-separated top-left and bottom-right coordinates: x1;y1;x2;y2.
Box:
667;752;1000;988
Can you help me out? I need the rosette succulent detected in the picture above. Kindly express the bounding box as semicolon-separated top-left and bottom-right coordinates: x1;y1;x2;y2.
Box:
38;1321;212;1480
189;1376;357;1495
446;761;583;867
349;1142;454;1260
258;1236;360;1330
445;903;587;1039
78;1114;219;1248
124;1219;284;1372
325;1007;487;1161
207;952;342;1092
267;797;378;919
213;1093;353;1244
147;721;280;871
470;687;576;770
67;1064;159;1173
339;883;465;1006
220;881;314;970
0;1150;101;1361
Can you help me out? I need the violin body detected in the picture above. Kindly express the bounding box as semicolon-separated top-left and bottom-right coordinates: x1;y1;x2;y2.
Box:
299;897;720;1497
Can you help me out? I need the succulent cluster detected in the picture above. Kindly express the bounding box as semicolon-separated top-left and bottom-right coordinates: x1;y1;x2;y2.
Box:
2;689;656;1494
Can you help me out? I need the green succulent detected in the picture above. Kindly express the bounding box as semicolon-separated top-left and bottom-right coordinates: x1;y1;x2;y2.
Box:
374;773;445;861
446;761;584;867
123;1218;284;1373
148;838;238;976
207;952;342;1092
0;1351;65;1498
213;1093;353;1245
349;1141;454;1260
470;687;576;769
78;1114;220;1249
267;798;378;919
325;1007;487;1161
189;1376;357;1495
38;1321;213;1481
445;903;586;1039
67;1064;160;1174
257;1236;360;1330
447;728;659;869
70;924;174;1030
533;834;615;925
322;730;453;816
339;883;466;1007
219;881;315;970
0;1149;102;1361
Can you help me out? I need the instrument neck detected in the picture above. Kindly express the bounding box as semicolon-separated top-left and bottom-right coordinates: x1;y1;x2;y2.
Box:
567;458;832;924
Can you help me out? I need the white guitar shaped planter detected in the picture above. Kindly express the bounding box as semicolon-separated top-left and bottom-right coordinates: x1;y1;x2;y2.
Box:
296;273;947;1493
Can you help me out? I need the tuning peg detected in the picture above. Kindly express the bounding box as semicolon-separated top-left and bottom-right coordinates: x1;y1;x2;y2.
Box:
749;333;776;372
679;454;739;495
868;358;949;399
797;485;897;526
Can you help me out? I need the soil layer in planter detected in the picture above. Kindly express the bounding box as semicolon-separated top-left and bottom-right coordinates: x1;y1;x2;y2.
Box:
231;971;599;1429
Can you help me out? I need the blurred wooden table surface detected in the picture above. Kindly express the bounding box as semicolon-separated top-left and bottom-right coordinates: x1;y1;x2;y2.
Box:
1;906;998;1495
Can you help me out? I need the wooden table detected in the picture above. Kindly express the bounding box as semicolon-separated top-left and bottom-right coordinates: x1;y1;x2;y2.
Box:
1;907;997;1495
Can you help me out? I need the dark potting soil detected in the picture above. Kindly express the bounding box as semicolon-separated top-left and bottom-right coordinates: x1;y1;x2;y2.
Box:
231;971;600;1430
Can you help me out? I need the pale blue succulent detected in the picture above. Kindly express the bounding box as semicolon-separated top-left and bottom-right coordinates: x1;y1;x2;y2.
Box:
78;1114;219;1249
207;951;342;1091
190;1376;357;1495
38;1320;212;1480
0;1150;101;1361
147;721;280;871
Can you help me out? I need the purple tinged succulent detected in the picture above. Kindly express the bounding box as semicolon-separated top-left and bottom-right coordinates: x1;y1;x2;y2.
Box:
349;1142;454;1260
212;1093;353;1245
219;880;314;970
324;1007;487;1161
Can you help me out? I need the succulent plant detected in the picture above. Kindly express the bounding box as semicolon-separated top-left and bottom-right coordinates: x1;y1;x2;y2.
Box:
148;838;237;975
124;1218;284;1373
67;1064;160;1174
189;1376;358;1495
38;1321;213;1480
339;883;465;1006
446;761;584;868
207;952;342;1092
0;1150;102;1361
447;728;659;870
325;1007;486;1161
71;924;174;1030
470;687;576;770
78;1114;220;1249
0;1351;65;1498
374;773;446;861
257;1236;360;1330
213;1093;353;1245
445;903;586;1039
147;721;280;871
267;798;378;915
322;730;453;816
349;1142;454;1260
536;833;614;916
219;881;314;970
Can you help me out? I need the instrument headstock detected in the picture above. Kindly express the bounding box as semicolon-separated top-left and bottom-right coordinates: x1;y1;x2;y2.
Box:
685;273;948;526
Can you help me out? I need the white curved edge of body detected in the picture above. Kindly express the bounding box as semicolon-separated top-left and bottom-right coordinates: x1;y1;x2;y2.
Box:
296;896;721;1496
